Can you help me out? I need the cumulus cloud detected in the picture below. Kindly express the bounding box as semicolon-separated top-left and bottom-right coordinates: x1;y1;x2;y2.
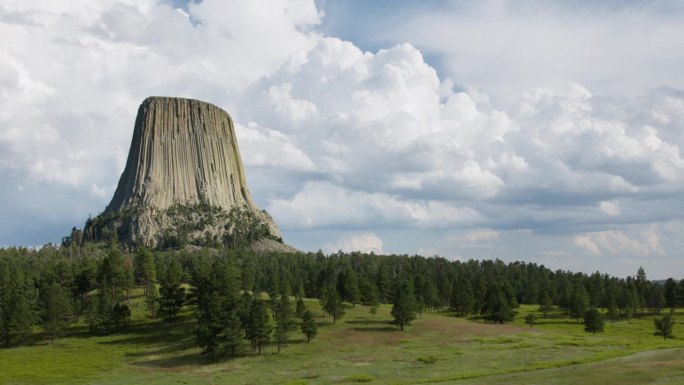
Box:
235;122;317;172
379;0;684;107
574;226;665;256
0;0;322;244
267;181;483;230
1;1;683;278
599;201;621;217
324;232;384;254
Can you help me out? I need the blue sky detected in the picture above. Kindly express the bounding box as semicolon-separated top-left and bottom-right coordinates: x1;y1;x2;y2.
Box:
1;0;683;278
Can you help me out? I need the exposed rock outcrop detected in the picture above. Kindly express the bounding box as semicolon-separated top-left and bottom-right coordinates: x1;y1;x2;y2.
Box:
84;96;283;249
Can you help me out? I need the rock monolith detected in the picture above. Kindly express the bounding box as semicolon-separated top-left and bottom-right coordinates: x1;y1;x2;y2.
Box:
83;96;285;249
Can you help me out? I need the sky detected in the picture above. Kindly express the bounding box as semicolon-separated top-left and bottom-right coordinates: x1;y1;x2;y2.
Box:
1;0;683;278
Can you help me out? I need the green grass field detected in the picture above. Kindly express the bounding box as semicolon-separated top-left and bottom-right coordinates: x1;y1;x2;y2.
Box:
1;295;683;385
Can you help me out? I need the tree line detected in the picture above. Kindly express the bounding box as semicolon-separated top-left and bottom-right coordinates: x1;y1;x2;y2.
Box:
0;243;680;354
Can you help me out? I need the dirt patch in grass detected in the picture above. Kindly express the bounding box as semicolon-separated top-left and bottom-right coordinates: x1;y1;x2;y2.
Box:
414;317;529;340
337;326;404;346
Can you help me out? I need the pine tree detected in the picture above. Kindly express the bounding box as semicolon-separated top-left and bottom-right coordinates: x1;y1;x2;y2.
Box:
295;297;306;319
606;294;619;323
360;278;380;307
369;303;379;317
158;259;185;325
194;258;244;359
570;284;590;323
421;279;440;312
1;259;37;347
391;280;417;331
584;307;605;334
451;280;474;317
482;283;517;324
538;291;553;317
301;309;318;342
654;315;675;340
134;246;156;295
677;279;684;308
84;295;101;333
222;310;245;359
246;298;272;354
525;313;537;328
322;285;345;324
145;280;160;318
664;278;677;310
341;269;361;307
98;248;131;306
274;292;295;353
195;291;222;358
39;281;72;343
111;303;131;329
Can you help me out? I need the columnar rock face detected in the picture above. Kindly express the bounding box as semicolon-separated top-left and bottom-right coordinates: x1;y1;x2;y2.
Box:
85;96;283;248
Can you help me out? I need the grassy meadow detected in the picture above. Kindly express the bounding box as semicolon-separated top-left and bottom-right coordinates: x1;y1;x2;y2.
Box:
1;292;683;385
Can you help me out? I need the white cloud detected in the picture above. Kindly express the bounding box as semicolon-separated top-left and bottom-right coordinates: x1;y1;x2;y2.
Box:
267;181;483;230
599;201;621;216
447;229;500;244
383;1;684;108
235;122;317;172
324;232;384;254
1;1;684;278
574;227;665;257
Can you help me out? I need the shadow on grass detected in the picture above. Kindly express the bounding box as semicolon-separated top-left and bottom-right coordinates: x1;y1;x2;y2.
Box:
351;326;398;332
130;352;205;369
85;316;205;368
344;319;390;325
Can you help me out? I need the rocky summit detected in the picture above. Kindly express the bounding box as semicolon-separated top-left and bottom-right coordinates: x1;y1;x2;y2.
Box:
83;96;287;250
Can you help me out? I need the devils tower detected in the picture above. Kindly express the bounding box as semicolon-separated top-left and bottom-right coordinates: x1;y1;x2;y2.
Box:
83;96;284;249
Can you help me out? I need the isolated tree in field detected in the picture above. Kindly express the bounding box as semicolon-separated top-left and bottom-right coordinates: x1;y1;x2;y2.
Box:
654;315;675;340
584;307;605;334
525;313;537;328
538;292;553;317
301;309;318;342
391;280;417;331
369;303;379;317
322;285;345;324
158;259;185;325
